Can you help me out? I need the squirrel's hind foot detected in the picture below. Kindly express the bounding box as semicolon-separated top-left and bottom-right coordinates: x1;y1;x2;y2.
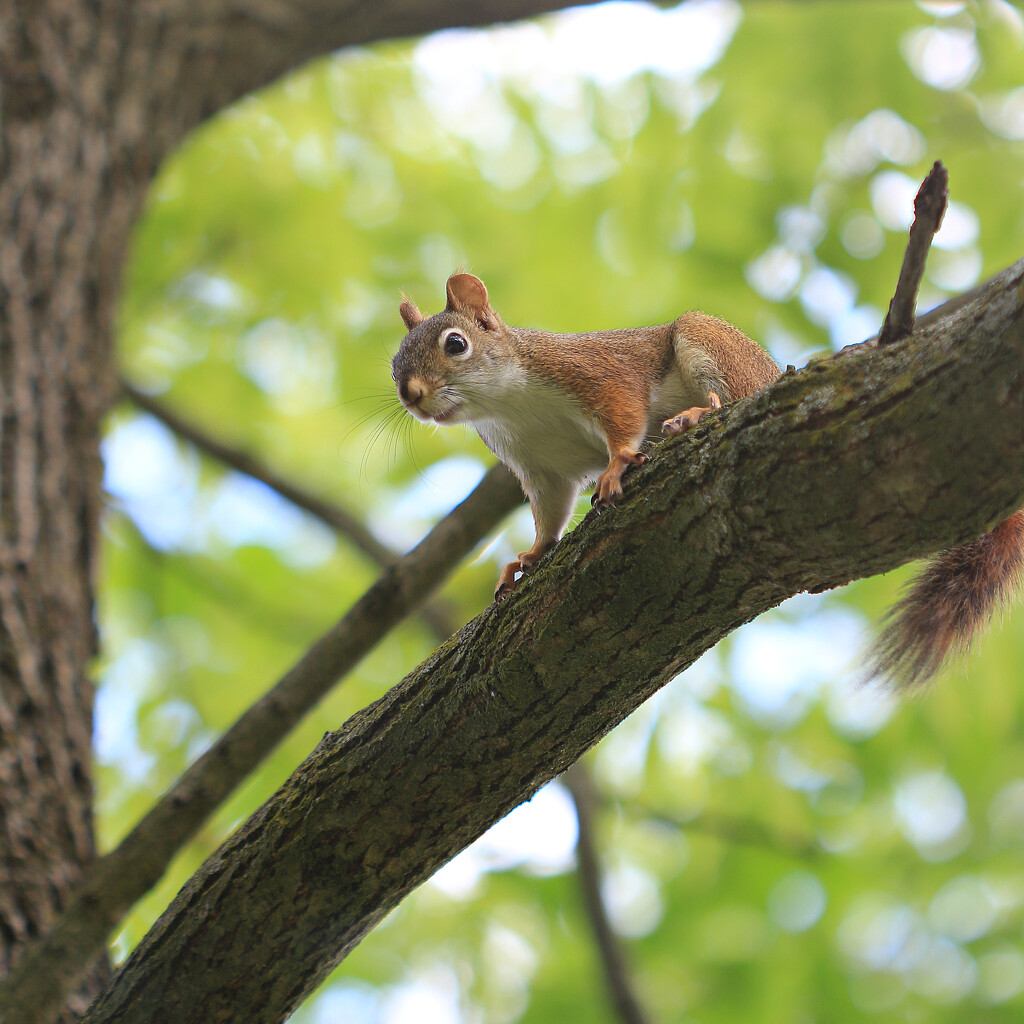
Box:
662;392;722;435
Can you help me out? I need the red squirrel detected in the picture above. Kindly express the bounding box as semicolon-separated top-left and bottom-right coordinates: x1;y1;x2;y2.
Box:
392;272;1024;687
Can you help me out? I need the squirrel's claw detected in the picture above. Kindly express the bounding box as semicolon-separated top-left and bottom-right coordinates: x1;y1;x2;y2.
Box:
592;476;622;509
494;541;556;599
494;560;521;601
593;449;646;508
592;448;648;508
662;409;704;434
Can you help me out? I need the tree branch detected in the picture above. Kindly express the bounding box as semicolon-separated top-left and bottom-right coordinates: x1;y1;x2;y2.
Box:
876;160;948;346
77;259;1024;1023
161;0;604;151
566;766;653;1024
120;380;459;640
0;463;524;1024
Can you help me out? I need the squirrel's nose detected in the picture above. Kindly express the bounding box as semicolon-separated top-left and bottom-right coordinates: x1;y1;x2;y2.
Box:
399;378;427;407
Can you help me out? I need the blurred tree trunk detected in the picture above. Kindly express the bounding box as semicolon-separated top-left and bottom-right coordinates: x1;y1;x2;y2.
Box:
0;3;140;1016
0;1;596;1020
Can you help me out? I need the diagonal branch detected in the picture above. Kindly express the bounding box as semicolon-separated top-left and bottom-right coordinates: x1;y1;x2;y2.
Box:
566;765;653;1024
876;160;949;347
120;380;459;640
76;259;1024;1024
0;462;524;1024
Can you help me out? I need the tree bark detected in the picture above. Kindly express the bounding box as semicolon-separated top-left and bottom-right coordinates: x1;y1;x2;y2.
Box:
1;1;143;1014
80;262;1024;1024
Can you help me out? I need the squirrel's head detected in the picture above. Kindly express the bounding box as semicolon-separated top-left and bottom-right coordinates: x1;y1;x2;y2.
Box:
391;273;514;426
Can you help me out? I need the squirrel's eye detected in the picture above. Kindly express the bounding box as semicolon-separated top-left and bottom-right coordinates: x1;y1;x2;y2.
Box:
444;332;469;357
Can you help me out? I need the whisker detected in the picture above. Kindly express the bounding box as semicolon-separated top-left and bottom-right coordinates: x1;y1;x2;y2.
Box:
358;405;404;471
338;400;401;447
359;423;387;484
402;417;424;481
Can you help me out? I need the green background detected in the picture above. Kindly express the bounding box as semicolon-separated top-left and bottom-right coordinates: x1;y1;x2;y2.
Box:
100;1;1024;1020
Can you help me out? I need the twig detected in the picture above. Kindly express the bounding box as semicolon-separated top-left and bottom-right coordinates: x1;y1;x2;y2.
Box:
860;274;996;349
1;462;524;1023
120;379;458;640
565;766;652;1024
875;160;949;346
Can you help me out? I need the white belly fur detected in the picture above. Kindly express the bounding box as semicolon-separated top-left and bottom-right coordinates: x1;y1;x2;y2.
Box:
470;354;712;489
474;379;609;488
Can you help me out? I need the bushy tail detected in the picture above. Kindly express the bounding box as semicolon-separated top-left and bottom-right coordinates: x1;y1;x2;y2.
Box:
871;510;1024;689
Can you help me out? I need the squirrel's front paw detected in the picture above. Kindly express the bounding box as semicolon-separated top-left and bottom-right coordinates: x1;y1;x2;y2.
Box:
593;450;646;508
591;473;623;509
494;560;521;601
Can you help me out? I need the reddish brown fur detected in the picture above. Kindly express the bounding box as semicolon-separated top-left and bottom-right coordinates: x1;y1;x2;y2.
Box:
509;324;671;505
872;509;1024;688
513;324;671;418
399;296;424;330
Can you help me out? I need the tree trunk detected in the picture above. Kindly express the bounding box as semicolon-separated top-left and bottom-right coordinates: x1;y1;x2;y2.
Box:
0;2;147;1014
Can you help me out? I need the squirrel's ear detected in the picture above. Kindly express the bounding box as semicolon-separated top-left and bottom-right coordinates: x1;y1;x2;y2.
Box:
399;298;424;331
446;273;499;330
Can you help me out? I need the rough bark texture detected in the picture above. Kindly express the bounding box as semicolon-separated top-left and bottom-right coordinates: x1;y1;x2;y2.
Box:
1;1;137;1015
81;263;1024;1024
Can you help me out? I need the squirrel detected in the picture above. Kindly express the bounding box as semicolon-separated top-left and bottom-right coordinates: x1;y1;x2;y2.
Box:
391;272;779;597
392;272;1024;688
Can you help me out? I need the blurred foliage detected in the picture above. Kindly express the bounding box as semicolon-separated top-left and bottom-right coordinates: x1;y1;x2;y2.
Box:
101;0;1024;1021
